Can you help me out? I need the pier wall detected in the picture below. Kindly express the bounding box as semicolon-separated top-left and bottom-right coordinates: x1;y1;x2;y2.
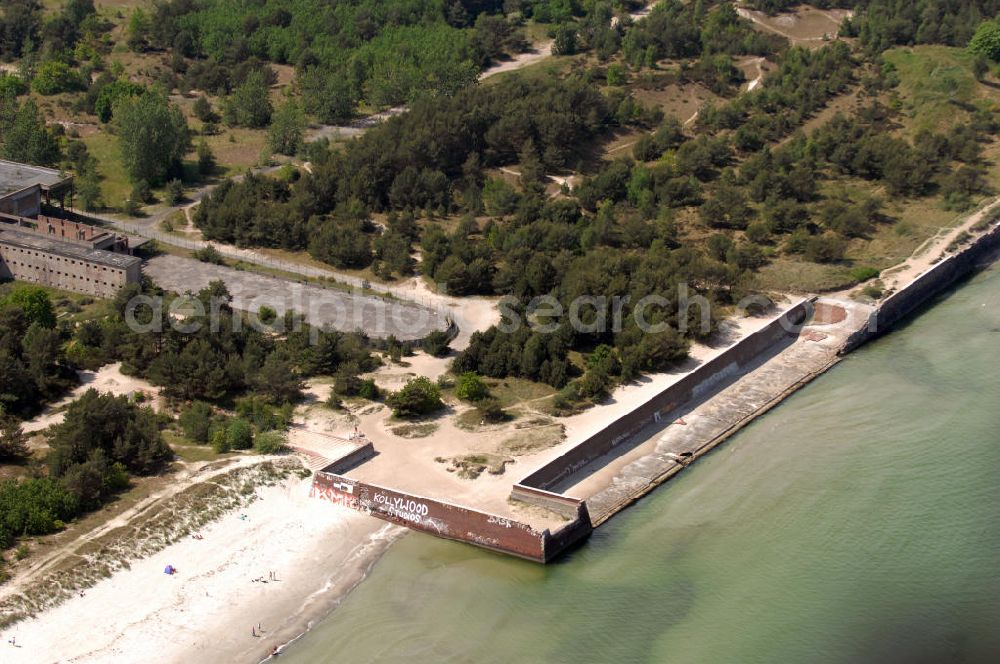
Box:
842;221;1000;353
311;471;592;562
512;299;813;498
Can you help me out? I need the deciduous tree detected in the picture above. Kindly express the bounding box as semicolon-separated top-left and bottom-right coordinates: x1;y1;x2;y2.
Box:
115;90;190;185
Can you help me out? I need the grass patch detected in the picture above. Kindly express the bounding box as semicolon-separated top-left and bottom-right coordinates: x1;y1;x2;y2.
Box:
162;431;229;462
750;258;855;293
482;377;556;410
159;210;189;235
390;422;439;438
80;131;135;211
883;46;989;137
454;407;515;431
441;453;513;479
499;419;566;455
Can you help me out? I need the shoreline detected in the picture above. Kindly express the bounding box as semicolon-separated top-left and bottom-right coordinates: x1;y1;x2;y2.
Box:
0;470;406;664
261;524;408;664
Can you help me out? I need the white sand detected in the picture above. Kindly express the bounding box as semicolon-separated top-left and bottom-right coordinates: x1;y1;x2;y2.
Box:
22;363;163;435
1;475;401;664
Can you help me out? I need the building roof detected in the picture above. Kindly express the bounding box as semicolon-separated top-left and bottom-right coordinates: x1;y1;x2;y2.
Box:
0;227;142;270
0;160;72;197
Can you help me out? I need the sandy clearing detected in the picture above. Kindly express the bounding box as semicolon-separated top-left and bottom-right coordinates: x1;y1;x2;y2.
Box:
22;363;162;435
0;472;400;664
554;303;790;447
736;4;845;45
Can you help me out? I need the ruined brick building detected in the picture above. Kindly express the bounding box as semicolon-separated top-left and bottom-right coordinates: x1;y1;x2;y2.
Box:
0;160;142;298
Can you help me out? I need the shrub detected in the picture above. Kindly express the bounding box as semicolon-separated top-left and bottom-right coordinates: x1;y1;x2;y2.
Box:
421;329;452;357
335;371;362;396
210;429;230;453
0;478;79;549
861;283;884;300
474;397;506;423
32;60;83;95
969;21;1000;61
0;73;27;97
358;379;379;401
606;64;626;86
254;430;286;454
575;368;611;401
455;372;490;402
193;245;225;264
234;396;290;432
123;196;142;216
178;401;214;443
804;234;847;263
482;177;520;216
386;377;443;418
258;305;277;324
225;418;253;450
94;80;145;123
131;179;153;204
166;179;184;206
193;95;215;122
1;285;56;328
197;138;216;175
849;266;880;283
0;416;30;460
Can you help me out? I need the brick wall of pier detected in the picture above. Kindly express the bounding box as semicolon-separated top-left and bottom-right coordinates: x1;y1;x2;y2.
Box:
311;471;592;563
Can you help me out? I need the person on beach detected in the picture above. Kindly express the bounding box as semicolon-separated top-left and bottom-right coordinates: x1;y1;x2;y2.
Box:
252;627;257;638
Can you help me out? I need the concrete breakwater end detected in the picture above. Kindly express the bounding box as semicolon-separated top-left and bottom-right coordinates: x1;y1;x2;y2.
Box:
310;470;592;563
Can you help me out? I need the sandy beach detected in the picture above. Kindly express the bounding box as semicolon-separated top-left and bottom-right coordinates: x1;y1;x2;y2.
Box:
0;473;403;664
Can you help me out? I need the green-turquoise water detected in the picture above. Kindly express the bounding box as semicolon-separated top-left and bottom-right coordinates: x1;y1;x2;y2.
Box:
284;268;1000;664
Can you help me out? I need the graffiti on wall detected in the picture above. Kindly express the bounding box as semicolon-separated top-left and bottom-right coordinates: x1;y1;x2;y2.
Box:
310;471;565;561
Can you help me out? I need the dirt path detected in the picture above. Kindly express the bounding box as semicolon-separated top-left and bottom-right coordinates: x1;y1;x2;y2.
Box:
878;198;1000;295
744;56;766;92
479;41;555;79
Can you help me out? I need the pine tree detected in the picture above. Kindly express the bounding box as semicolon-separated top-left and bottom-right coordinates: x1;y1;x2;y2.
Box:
0;414;29;460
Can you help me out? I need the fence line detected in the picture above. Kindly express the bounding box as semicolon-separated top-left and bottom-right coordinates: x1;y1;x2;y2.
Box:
103;219;444;311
